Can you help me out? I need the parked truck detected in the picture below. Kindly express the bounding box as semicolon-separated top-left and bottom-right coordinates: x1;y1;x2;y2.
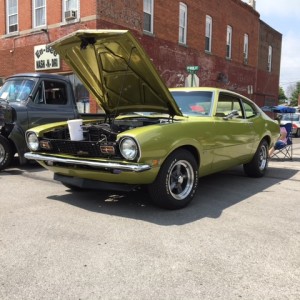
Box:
0;73;88;170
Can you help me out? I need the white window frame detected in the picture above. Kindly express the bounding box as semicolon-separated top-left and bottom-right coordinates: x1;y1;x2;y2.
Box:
205;15;212;52
143;0;153;33
33;0;46;28
179;2;187;45
268;45;272;72
63;0;79;22
6;0;18;34
243;33;249;63
226;25;232;59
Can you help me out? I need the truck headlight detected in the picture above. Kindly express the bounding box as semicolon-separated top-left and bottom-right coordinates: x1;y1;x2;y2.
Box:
27;133;40;151
119;137;138;160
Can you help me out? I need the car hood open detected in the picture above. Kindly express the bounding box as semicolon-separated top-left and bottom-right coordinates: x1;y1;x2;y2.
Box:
49;30;182;116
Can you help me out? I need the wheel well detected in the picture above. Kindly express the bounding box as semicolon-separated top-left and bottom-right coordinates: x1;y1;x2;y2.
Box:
263;135;271;147
0;134;17;154
175;145;200;166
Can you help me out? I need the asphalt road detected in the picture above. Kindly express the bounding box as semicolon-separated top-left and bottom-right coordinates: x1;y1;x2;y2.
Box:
1;140;300;300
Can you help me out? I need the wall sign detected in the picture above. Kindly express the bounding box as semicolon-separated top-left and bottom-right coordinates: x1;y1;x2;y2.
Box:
34;45;60;70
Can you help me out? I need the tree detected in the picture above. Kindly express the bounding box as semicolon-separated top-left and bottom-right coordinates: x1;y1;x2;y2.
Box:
290;81;300;107
278;86;287;104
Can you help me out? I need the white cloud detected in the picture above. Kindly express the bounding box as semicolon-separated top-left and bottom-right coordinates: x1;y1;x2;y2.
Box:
280;32;300;84
255;0;299;18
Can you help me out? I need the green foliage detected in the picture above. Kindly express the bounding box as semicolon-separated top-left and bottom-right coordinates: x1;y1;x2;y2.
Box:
290;82;300;107
278;86;287;104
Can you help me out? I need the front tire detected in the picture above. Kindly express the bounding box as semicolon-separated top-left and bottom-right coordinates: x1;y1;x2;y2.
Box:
148;149;198;209
243;140;268;178
0;136;14;171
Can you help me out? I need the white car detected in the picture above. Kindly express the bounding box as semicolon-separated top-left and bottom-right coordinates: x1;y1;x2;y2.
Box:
281;113;300;137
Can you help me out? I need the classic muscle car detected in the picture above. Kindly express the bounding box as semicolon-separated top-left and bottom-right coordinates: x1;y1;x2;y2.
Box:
24;30;279;209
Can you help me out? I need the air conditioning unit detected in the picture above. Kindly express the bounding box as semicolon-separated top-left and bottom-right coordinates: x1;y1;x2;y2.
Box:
65;10;77;20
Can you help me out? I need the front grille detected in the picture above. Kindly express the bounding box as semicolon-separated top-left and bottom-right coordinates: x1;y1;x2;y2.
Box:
41;139;119;158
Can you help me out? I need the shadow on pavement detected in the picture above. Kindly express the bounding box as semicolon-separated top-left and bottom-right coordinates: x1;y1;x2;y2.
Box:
44;165;299;226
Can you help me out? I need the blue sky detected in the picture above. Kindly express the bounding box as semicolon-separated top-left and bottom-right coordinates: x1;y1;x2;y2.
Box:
249;0;300;94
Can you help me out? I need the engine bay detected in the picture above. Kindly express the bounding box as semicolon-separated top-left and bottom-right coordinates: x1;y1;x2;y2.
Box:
44;116;169;143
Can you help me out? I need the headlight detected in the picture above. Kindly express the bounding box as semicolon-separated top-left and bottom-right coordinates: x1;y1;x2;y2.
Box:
27;132;40;151
119;137;138;160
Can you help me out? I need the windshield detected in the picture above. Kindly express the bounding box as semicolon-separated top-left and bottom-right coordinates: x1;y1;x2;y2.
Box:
0;79;35;102
170;91;213;116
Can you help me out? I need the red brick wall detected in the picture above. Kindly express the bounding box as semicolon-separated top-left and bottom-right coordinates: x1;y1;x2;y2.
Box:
0;0;281;111
256;21;282;107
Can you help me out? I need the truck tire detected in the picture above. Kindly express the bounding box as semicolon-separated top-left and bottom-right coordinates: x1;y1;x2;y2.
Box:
148;149;198;210
0;136;14;171
243;139;268;178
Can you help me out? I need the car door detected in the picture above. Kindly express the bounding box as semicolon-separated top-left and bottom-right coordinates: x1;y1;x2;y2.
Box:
27;79;77;128
211;92;256;171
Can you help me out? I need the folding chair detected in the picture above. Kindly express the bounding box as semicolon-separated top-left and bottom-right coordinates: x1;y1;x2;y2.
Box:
271;123;293;160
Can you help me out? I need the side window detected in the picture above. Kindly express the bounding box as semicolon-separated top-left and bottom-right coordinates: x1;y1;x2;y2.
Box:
216;94;243;118
267;45;272;72
242;100;258;119
143;0;153;33
226;25;232;59
63;0;79;22
34;81;68;105
205;15;212;52
6;0;19;34
243;33;249;64
179;2;187;45
33;83;45;104
33;0;46;28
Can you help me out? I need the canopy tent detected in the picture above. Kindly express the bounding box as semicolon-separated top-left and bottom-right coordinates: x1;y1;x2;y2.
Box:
261;105;296;113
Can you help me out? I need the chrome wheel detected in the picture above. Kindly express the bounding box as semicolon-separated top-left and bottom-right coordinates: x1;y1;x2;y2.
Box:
258;143;268;171
148;149;198;209
168;160;195;200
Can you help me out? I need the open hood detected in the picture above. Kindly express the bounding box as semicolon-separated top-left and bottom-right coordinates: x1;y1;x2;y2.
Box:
49;30;182;116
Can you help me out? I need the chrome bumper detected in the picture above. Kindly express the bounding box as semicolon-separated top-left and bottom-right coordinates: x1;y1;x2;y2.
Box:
24;152;151;172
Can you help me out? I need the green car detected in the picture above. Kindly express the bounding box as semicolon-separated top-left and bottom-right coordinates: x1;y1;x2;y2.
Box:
24;30;279;209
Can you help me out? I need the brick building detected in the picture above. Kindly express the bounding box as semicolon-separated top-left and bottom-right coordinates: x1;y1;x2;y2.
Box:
0;0;282;112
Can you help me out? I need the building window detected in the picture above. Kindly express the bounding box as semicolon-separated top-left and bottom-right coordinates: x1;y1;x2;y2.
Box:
143;0;153;33
179;2;187;44
63;0;78;21
6;0;18;34
226;25;232;59
243;33;249;64
205;15;212;52
33;0;46;28
268;45;272;72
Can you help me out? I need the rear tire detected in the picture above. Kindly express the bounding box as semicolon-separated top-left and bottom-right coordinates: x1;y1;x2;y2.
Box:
148;149;198;209
0;136;14;171
243;140;268;178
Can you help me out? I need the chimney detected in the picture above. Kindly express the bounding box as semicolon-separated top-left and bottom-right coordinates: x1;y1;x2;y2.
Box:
248;0;256;10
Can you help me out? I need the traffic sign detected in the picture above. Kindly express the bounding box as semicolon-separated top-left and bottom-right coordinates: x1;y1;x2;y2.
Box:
186;66;199;73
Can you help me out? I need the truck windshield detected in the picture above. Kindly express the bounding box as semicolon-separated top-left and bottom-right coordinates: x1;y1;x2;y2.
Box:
0;79;35;103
